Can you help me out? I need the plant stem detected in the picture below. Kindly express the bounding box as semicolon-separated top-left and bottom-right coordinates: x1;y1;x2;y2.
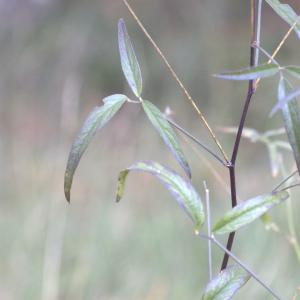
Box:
204;182;213;281
210;236;282;300
220;0;258;270
122;0;229;163
167;118;226;166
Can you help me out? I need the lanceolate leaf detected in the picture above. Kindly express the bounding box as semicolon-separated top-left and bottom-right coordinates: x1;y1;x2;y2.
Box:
201;265;250;300
285;65;300;79
271;77;300;173
214;63;279;81
212;191;289;235
265;0;300;39
116;161;204;231
278;78;300;175
118;19;143;97
64;94;127;202
142;100;191;178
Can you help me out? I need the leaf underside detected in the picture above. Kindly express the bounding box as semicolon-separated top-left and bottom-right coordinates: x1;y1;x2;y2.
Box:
116;161;204;231
214;63;279;81
118;19;143;97
201;265;250;300
64;94;127;202
142;100;191;178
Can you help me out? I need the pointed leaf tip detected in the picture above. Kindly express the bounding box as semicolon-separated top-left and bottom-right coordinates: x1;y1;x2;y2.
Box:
142;100;191;178
115;161;204;231
265;0;300;39
212;190;289;235
64;94;127;202
118;19;143;97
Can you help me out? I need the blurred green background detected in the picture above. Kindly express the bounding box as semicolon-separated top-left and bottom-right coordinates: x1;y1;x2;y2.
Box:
1;0;300;299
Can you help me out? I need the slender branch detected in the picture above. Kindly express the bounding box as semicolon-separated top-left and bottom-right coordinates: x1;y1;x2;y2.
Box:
221;0;259;270
167;118;226;166
211;237;282;300
204;181;213;281
272;170;298;192
255;14;300;89
278;183;300;192
122;0;229;163
254;0;262;66
198;234;282;300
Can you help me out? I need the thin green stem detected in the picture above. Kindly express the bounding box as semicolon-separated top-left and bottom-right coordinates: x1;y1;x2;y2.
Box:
198;234;282;300
204;181;212;281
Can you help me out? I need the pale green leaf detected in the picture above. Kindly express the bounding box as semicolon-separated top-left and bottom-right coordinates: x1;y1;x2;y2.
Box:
271;77;300;174
64;94;127;202
285;65;300;79
213;191;289;234
265;0;300;39
118;19;143;97
116;161;204;231
201;265;250;300
214;63;279;81
142;100;191;178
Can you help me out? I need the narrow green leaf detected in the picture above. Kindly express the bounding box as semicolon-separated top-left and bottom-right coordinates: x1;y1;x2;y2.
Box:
278;78;300;175
64;94;127;202
118;19;143;97
265;0;300;39
142;100;191;178
285;65;300;79
214;63;279;81
116;161;204;231
201;265;250;300
212;191;289;235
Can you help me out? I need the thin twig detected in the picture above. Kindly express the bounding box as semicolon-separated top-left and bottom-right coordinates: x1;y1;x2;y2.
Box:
255;14;300;89
211;237;282;300
272;170;298;192
198;233;282;300
122;0;229;163
167;118;226;166
253;43;281;66
278;183;300;192
254;0;262;66
204;181;212;281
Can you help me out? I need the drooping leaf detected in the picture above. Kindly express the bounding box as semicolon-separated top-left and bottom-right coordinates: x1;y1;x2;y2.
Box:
116;161;204;231
64;94;127;202
142;100;191;178
265;0;300;39
214;63;279;81
212;191;289;234
118;19;143;97
272;77;300;174
285;65;300;79
201;265;250;300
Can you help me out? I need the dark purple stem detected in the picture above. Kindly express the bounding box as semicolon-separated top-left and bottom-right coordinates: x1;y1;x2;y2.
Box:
220;0;257;271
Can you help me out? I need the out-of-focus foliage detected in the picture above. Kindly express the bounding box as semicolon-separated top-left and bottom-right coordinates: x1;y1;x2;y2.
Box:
0;0;300;299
